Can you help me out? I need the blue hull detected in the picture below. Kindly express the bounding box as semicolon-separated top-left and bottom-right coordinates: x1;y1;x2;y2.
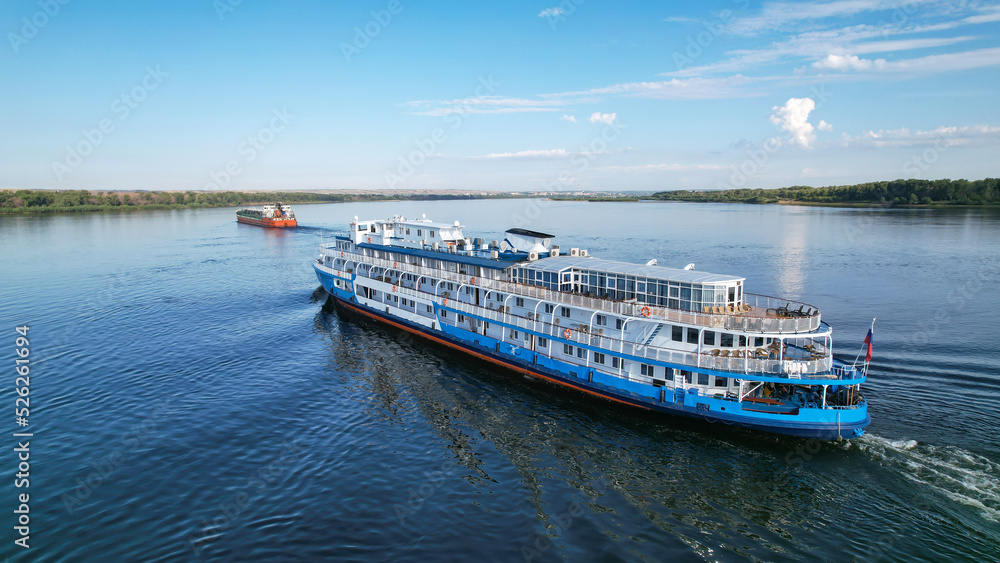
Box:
315;266;870;441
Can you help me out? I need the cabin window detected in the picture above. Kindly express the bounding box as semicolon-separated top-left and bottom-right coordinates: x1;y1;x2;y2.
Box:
510;330;519;339
672;326;683;342
739;335;748;347
538;337;548;348
576;348;586;359
703;331;716;346
616;319;624;330
698;373;710;385
612;357;621;368
682;370;693;384
406;228;410;235
596;314;606;326
426;305;433;313
720;333;734;347
544;304;554;314
563;344;573;355
561;307;570;318
458;314;465;322
417;229;422;236
515;297;525;307
754;337;764;347
441;310;447;318
594;352;605;364
430;231;435;238
640;364;653;376
715;376;728;387
687;328;699;344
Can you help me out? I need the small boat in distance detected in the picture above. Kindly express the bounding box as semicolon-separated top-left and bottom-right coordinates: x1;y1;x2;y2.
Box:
236;203;297;228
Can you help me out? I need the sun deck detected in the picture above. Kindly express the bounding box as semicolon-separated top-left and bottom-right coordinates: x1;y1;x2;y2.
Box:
319;241;822;334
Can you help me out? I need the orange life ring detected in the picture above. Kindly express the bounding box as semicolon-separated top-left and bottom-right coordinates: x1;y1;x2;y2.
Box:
392;286;397;292
564;328;572;339
368;237;372;243
443;297;448;305
641;306;651;317
393;261;398;268
470;277;476;285
340;251;344;257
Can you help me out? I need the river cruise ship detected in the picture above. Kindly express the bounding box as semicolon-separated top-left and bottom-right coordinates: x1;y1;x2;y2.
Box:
313;214;870;440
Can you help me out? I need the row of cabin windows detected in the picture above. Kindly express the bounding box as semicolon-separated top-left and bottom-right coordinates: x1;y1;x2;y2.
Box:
512;267;740;312
562;344;587;359
557;351;726;387
385;283;762;352
669;327;767;348
458;291;765;350
402;228;435;238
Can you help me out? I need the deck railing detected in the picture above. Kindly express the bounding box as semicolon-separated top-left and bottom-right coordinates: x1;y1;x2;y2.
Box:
321;260;847;381
319;244;822;335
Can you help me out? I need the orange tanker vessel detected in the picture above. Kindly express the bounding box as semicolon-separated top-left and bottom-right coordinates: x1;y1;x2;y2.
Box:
236;203;297;228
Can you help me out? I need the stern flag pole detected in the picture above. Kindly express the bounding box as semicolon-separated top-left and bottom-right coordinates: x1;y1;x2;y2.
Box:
852;317;876;370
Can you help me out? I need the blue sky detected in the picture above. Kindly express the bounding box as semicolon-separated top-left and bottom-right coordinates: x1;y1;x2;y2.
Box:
2;0;998;192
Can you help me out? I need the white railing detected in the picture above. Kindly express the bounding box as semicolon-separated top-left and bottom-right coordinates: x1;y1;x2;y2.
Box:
320;244;823;335
334;264;844;381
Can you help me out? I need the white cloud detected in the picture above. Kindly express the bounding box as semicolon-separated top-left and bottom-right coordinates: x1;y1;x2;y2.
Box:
560;114;577;123
811;47;1000;74
818;120;833;132
852;36;978;55
812;53;885;71
470;149;571;159
469;147;619;159
838;124;1000;147
600;163;729;172
872;46;1000;73
769;98;821;148
663;16;700;23
557;75;761;100
588;112;617;125
662;0;991;79
538;7;564;18
727;0;956;36
402;95;564;116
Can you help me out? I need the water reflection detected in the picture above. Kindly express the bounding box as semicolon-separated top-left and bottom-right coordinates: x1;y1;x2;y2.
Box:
775;213;808;297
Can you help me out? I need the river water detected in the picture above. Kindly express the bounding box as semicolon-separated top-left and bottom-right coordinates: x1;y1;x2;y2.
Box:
1;199;998;561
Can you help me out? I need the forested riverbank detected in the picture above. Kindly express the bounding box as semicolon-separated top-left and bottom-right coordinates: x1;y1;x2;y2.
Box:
0;189;520;215
651;178;999;206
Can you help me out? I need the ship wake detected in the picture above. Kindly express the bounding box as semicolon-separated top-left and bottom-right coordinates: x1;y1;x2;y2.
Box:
856;434;1000;522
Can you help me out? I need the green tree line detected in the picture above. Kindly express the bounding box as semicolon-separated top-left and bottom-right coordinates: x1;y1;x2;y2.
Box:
0;190;512;214
651;178;1000;206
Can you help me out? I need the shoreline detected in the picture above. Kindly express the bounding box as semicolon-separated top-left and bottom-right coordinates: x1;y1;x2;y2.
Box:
0;191;544;217
547;196;1000;209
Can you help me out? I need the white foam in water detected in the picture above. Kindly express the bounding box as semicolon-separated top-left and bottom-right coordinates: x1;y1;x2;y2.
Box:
859;434;1000;522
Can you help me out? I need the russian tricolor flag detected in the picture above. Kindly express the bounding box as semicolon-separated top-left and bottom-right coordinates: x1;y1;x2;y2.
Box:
864;328;873;363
